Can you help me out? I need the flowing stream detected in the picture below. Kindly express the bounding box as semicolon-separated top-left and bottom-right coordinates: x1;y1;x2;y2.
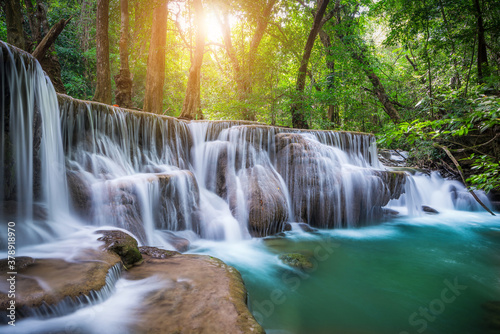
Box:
1;42;499;333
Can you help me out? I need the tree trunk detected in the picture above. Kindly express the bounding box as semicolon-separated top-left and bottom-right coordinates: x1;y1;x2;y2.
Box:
24;1;67;94
115;0;133;108
218;0;276;121
179;0;206;120
3;0;26;50
319;29;340;127
291;0;330;129
93;0;112;104
472;0;489;82
218;10;247;115
336;20;401;123
32;18;71;61
247;0;277;87
144;0;168;114
364;69;401;123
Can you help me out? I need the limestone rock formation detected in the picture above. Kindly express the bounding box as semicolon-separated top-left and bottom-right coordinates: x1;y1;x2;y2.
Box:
96;229;142;267
125;253;265;334
0;248;121;320
244;165;289;236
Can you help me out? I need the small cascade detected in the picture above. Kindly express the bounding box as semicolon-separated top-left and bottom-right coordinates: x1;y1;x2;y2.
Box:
12;263;122;321
388;171;492;214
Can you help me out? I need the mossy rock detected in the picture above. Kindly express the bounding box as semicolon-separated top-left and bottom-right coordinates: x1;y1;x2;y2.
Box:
96;230;142;268
279;253;313;270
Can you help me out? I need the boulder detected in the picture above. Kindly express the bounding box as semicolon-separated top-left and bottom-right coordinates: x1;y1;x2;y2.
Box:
159;231;191;252
125;254;264;334
422;205;439;214
243;165;289;236
66;170;93;219
96;230;142;268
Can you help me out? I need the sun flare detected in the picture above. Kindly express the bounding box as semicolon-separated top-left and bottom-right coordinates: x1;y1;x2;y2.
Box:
204;12;223;42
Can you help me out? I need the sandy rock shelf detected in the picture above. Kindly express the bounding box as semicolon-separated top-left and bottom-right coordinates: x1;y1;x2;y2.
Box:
126;252;264;334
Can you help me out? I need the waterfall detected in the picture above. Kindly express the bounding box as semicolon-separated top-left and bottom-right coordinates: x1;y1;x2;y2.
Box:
1;41;491;252
0;42;73;248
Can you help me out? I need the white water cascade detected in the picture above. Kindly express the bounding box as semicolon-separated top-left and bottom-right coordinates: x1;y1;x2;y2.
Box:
1;41;493;251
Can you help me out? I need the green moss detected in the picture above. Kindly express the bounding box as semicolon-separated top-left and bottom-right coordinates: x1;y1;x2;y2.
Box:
279;253;313;270
96;230;143;268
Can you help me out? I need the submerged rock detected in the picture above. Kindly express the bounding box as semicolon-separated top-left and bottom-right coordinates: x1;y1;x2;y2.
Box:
161;231;191;252
422;205;439;214
284;222;317;232
96;230;142;268
125;253;264;334
279;253;313;270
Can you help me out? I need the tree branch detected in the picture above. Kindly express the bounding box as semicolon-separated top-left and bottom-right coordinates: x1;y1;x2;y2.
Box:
32;17;72;61
434;143;495;215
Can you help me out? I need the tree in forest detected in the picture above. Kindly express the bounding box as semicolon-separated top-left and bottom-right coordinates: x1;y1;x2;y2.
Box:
216;0;277;121
3;0;68;93
144;0;168;114
115;0;133;108
335;3;401;123
179;0;206;120
93;0;112;104
472;0;489;83
3;0;26;50
319;29;339;127
290;0;330;129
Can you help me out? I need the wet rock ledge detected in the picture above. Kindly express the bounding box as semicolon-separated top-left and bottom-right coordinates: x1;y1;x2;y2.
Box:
127;250;264;334
0;231;264;333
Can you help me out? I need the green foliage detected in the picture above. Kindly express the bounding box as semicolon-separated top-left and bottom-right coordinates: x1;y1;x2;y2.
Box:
378;90;499;191
467;154;500;193
3;0;498;193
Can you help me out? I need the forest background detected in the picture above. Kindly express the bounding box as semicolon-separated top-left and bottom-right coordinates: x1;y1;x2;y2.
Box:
1;0;499;194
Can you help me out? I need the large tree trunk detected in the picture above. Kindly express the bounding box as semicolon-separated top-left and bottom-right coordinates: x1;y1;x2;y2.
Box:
93;0;112;104
291;0;330;129
179;0;206;120
115;0;133;108
144;0;168;114
3;0;26;50
472;0;489;83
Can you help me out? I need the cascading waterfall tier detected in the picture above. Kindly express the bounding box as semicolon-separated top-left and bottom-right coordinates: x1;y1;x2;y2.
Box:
59;93;407;240
1;42;71;248
1;41;407;247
